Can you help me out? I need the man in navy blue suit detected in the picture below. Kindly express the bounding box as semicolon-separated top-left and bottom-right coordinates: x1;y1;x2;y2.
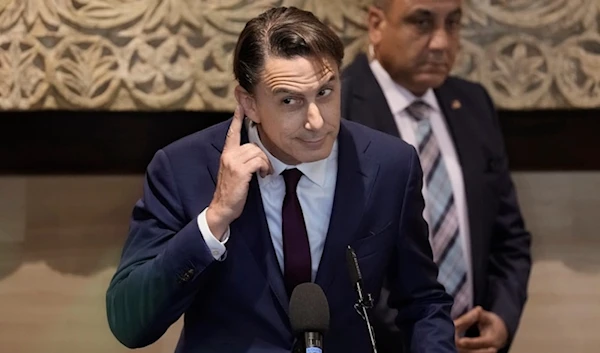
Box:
341;1;532;353
106;6;456;353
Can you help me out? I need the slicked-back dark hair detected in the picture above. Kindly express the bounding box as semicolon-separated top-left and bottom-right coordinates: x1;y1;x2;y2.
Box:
233;6;344;93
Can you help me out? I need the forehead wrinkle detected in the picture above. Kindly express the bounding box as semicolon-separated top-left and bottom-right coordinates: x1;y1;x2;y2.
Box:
263;65;334;94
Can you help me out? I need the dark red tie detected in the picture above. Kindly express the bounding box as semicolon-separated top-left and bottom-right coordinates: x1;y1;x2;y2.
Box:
281;168;312;296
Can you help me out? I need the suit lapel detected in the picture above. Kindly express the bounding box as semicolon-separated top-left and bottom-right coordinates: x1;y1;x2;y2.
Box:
345;54;400;138
315;122;379;295
208;122;290;314
434;84;485;297
238;177;290;313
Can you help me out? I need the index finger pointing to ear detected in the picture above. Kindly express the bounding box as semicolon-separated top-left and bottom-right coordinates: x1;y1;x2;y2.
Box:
225;105;244;149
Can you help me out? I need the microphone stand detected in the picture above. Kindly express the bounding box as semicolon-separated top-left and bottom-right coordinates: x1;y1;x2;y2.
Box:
353;281;378;353
347;245;378;353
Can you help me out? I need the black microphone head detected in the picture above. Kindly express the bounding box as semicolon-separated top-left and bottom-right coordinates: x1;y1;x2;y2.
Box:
289;283;330;335
346;245;362;285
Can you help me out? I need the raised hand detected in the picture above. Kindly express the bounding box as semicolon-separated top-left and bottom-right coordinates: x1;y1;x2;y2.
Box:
206;105;273;239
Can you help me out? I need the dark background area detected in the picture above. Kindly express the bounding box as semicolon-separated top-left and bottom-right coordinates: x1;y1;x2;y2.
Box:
1;109;598;174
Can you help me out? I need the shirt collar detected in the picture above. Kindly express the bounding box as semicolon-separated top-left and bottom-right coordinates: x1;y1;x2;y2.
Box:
369;59;441;114
246;119;336;188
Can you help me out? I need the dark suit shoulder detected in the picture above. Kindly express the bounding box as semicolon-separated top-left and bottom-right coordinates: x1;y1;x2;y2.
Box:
442;76;493;106
444;76;482;89
162;119;230;156
340;53;370;97
141;118;230;178
342;120;417;165
342;52;369;78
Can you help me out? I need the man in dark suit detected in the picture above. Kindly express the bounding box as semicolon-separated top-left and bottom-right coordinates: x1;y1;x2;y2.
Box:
106;6;457;353
341;1;532;353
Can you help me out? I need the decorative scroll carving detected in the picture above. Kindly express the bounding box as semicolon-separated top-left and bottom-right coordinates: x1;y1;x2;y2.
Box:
459;0;599;109
0;0;597;110
482;35;554;110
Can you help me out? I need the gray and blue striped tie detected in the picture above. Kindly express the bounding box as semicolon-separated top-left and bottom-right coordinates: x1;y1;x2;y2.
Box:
406;100;471;319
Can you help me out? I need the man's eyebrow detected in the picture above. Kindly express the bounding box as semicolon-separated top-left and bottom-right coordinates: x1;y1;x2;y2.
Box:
318;74;337;89
408;8;433;17
272;87;299;95
408;7;462;18
272;75;337;95
448;8;462;17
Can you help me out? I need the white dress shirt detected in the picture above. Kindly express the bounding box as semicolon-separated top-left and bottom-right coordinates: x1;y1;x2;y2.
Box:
369;59;473;300
197;119;338;281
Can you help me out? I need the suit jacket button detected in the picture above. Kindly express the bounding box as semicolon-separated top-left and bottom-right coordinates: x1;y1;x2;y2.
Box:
179;268;195;283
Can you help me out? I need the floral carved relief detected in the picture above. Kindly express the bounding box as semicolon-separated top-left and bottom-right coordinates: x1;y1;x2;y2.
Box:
0;0;597;110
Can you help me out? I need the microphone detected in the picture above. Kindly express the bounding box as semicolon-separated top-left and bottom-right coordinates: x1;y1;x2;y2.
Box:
346;245;378;353
289;283;330;353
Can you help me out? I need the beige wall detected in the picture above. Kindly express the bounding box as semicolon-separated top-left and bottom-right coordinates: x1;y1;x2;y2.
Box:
0;173;598;352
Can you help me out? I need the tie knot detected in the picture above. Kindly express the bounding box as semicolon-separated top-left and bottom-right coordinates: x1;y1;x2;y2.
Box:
282;168;303;191
406;100;430;121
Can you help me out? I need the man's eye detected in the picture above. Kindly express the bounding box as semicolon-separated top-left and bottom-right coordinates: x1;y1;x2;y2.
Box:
416;19;432;30
319;88;333;97
447;19;461;30
282;98;298;105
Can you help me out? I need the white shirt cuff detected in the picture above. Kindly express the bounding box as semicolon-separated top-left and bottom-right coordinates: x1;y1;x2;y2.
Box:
197;208;230;261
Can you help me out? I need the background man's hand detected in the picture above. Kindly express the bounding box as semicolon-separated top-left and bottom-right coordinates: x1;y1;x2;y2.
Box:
206;105;272;239
454;306;508;353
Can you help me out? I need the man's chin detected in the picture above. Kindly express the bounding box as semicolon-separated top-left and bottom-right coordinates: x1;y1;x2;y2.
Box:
296;148;334;164
414;73;449;90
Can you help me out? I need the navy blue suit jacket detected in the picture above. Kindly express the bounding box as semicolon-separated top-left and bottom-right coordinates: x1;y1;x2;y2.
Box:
106;118;457;353
341;53;532;353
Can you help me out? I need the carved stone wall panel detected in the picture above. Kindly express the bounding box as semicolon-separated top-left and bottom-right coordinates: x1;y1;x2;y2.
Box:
459;0;600;110
0;0;598;111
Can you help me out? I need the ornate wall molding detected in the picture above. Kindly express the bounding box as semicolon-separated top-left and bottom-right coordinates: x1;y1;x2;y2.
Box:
457;0;600;110
0;0;598;111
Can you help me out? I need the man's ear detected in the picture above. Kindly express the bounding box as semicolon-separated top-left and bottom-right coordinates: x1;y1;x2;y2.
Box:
234;85;260;124
367;6;385;49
